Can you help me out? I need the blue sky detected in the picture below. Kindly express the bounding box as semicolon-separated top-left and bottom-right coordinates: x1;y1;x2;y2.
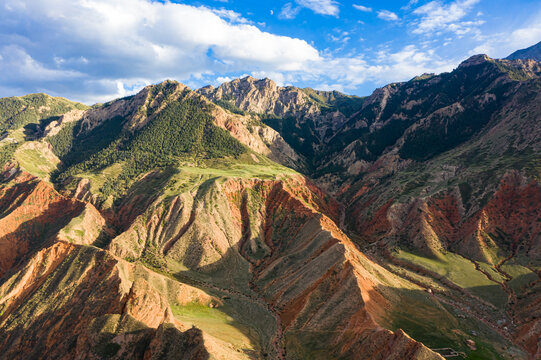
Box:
1;0;540;103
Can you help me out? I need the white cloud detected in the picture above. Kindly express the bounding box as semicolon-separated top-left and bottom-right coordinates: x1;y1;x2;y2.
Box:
211;8;251;24
507;25;541;52
377;10;399;21
250;71;288;85
469;11;541;58
0;45;84;82
294;0;339;16
329;30;350;45
402;0;419;10
314;83;345;92
0;0;504;103
353;4;372;12
0;0;320;102
412;0;480;35
279;3;301;19
323;45;456;88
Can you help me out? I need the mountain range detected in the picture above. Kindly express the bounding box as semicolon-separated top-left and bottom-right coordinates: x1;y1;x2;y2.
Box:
0;44;540;360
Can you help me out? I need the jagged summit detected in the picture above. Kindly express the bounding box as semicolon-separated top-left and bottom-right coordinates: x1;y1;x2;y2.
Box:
457;53;491;68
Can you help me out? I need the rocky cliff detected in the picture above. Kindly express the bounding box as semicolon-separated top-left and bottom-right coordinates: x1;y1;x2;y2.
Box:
198;76;364;162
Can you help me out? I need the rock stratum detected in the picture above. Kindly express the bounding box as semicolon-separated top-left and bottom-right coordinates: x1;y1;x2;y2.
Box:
0;48;540;360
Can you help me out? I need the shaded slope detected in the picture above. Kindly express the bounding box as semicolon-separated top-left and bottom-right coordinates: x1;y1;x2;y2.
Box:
313;55;541;359
507;41;541;61
198;76;364;163
0;52;539;360
0;169;260;360
316;55;541;187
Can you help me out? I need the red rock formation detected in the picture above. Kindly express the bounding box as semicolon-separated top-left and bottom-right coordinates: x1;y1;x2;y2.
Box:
353;171;541;357
0;170;85;277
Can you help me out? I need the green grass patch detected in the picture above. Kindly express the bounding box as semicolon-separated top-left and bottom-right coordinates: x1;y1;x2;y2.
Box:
171;302;255;350
388;289;519;359
395;250;507;307
14;144;59;179
501;263;538;293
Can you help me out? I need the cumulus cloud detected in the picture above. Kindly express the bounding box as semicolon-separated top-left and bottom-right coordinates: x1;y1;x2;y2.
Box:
412;0;481;35
0;45;84;82
0;0;320;102
377;10;399;21
235;44;459;96
0;0;480;103
353;4;372;12
210;8;252;24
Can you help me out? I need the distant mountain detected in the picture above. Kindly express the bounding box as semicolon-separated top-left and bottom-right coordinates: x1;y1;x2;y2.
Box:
198;76;365;164
506;40;541;61
0;53;540;359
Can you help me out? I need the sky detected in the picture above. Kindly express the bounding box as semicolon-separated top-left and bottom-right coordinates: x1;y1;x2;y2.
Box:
1;0;541;104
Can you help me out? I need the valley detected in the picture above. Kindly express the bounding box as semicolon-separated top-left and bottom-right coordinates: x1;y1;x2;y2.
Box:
0;50;540;360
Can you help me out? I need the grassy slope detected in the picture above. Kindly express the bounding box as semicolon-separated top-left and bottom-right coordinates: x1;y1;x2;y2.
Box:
171;302;258;354
0;94;87;171
46;91;249;203
395;250;507;307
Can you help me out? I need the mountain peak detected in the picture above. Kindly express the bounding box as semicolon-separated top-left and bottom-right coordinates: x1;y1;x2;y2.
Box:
458;54;491;68
506;40;541;61
234;75;277;89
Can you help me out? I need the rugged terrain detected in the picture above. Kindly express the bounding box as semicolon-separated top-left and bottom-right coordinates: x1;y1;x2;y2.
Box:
0;48;540;360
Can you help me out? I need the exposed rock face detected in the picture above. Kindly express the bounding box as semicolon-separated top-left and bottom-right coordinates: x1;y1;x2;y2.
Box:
0;240;211;360
0;168;89;277
210;100;305;170
198;77;317;118
323;55;541;359
355;172;541;260
108;173;445;359
43;109;86;137
0;171;239;360
316;55;541;192
198;77;364;160
0;166;444;359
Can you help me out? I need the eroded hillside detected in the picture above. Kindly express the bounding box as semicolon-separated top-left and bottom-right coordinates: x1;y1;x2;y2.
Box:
0;53;539;360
